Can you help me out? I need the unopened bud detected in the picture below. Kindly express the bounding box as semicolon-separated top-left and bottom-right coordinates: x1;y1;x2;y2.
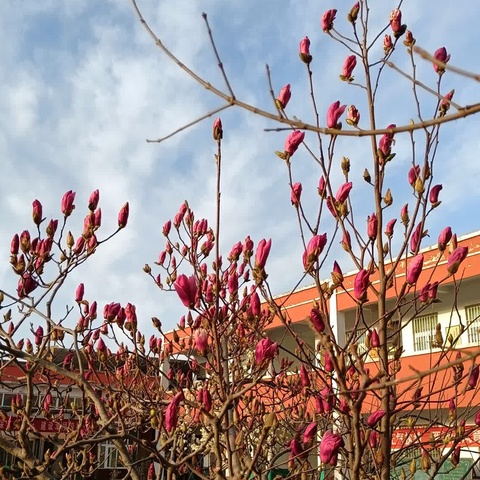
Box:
363;169;371;183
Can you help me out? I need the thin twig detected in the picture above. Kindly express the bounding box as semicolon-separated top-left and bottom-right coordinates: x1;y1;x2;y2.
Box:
202;13;236;99
146;104;232;143
385;60;463;111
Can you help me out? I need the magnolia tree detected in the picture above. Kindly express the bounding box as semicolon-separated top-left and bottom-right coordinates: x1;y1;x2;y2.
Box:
1;1;480;480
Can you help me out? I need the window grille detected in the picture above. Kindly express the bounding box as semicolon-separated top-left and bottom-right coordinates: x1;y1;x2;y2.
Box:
445;325;462;347
345;328;368;354
412;313;437;352
98;442;119;469
466;304;480;344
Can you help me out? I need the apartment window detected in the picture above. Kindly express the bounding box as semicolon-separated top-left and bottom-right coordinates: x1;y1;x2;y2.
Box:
345;329;369;355
412;313;437;352
466;304;480;344
345;328;400;358
98;442;120;469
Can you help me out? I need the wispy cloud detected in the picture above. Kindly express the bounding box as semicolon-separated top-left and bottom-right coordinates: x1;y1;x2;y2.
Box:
0;1;478;331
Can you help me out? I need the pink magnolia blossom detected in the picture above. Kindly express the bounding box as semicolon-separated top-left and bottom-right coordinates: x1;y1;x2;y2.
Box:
11;234;19;255
228;241;242;262
17;273;38;298
321;9;337;32
433;47;451;73
384;34;393;54
404;29;415;46
326;101;346;129
309;308;325;333
320;430;344;466
88;190;100;211
94;209;102;228
335;182;353;203
366;409;386;427
331;261;343;286
367;213;378;240
284;130;305;157
147;463;155;480
410;222;423;253
46;219;58;237
61;190;76;217
467;365;479;390
439;89;455;115
118;202;129;228
250;291;261;316
378;134;393;157
348;2;360;23
96;338;106;353
318;176;326;197
300;364;310;387
341;55;357;81
34;326;44;346
75;283;84;302
447;246;468;275
299;37;311;64
255;337;278;365
32;200;43;226
428;281;438;301
255;238;272;269
408;165;420;186
407;254;424;284
419;283;431;303
371;329;380;348
303;422;317;446
321;385;336;412
346;105;360;126
227;272;238;295
43;392;53;413
390;9;405;36
342;230;351;251
303;234;327;270
291;182;303;206
194;328;209;354
199;387;212;412
290;439;303;460
475;410;480;426
276;84;291;109
213;117;223;140
401;204;409;225
20;230;30;253
324;351;334;373
369;430;380;448
385;218;397;238
174;274;198;308
354;269;370;302
165;391;184;432
429;184;443;206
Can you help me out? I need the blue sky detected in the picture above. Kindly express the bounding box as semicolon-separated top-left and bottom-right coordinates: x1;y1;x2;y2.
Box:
0;1;479;333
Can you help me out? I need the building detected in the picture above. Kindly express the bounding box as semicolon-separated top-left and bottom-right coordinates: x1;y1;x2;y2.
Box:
1;231;479;479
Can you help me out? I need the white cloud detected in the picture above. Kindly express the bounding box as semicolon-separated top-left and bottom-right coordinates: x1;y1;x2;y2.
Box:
0;0;478;336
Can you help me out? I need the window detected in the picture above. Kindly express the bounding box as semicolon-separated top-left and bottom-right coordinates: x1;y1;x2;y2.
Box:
466;304;480;344
412;313;437;352
98;442;120;469
344;328;400;358
345;328;369;355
